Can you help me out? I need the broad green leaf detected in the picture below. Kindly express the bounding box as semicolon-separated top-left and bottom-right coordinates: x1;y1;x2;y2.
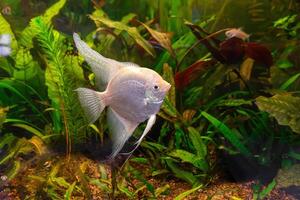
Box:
141;141;167;152
256;94;300;133
165;159;199;186
201;111;251;156
90;14;155;57
142;22;175;57
187;127;207;158
168;149;208;171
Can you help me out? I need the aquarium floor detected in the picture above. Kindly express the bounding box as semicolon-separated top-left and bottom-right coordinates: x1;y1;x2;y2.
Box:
0;153;295;200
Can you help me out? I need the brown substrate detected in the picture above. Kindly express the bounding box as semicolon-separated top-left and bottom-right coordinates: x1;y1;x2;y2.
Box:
0;153;296;200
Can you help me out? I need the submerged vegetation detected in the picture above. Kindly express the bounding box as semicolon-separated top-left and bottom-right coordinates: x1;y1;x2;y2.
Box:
0;0;300;199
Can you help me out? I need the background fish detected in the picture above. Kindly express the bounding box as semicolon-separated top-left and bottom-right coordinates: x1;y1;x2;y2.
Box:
0;34;11;57
225;28;250;41
73;33;171;160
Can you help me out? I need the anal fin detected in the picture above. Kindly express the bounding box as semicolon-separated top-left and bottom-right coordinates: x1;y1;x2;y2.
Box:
107;108;138;160
122;115;156;157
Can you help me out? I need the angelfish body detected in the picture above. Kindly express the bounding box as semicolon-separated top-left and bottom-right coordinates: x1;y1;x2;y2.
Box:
73;33;171;159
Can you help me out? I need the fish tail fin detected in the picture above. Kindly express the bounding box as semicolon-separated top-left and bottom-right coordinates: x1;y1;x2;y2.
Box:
75;88;106;124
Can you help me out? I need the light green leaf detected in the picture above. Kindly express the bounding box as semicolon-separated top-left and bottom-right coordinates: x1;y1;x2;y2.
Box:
168;149;208;171
277;60;294;69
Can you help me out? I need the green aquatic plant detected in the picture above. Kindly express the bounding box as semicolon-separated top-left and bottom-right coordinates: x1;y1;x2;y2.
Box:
0;0;299;198
256;94;300;134
0;0;88;155
32;17;87;153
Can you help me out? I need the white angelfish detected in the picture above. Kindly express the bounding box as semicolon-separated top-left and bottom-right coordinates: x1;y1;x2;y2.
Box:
225;28;250;41
0;34;11;57
73;33;171;159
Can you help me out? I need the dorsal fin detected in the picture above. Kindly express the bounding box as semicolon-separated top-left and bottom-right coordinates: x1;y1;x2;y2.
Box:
73;33;140;91
120;62;140;68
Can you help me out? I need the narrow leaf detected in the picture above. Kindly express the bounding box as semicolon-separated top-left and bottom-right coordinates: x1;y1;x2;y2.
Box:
64;181;76;200
201;111;251;156
280;72;300;90
174;184;202;200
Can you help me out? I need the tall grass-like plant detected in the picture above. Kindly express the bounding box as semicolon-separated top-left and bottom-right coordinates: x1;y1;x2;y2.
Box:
32;17;86;154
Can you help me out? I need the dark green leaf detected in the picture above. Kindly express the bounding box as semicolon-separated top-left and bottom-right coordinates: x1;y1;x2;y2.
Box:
201;111;251;156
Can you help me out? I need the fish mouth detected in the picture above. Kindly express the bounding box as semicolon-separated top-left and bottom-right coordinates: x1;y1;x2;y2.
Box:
161;81;171;92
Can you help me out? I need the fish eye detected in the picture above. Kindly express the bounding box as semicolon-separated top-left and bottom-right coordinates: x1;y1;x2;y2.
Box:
153;85;159;90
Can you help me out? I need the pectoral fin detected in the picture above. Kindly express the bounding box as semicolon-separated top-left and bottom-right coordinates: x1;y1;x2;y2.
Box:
107;108;139;160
